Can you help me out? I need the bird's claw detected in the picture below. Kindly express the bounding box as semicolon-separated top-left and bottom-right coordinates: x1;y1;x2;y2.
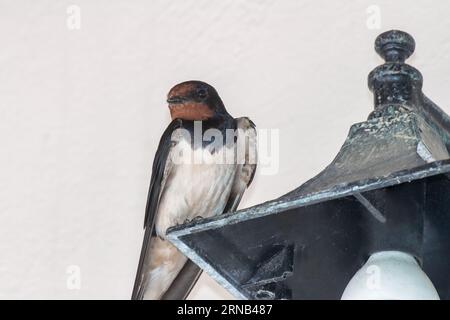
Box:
184;216;204;224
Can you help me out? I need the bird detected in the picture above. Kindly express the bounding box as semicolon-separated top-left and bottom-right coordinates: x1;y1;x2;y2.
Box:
132;80;257;300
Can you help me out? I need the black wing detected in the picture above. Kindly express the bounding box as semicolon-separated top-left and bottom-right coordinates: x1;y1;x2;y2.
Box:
131;119;183;300
223;117;257;212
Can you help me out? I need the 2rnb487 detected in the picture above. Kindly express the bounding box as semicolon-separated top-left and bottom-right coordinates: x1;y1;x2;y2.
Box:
177;303;273;318
221;304;272;315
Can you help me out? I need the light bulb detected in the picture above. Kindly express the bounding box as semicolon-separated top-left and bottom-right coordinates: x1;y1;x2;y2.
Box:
341;251;440;300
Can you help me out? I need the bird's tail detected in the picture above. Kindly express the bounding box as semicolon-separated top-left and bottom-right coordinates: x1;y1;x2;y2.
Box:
132;230;187;300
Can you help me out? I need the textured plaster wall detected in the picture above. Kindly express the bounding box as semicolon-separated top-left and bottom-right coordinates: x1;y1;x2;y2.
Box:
1;0;450;299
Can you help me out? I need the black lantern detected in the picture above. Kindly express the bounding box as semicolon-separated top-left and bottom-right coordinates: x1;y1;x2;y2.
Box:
167;30;450;300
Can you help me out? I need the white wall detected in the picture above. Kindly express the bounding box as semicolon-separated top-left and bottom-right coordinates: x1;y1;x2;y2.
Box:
1;0;450;299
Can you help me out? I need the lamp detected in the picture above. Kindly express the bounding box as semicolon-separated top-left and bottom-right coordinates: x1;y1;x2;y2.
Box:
341;251;439;300
167;30;450;300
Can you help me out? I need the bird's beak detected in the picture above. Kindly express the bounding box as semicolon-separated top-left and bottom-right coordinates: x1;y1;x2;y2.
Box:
167;96;186;104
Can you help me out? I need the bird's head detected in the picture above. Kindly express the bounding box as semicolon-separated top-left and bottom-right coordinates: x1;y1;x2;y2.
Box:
167;81;228;121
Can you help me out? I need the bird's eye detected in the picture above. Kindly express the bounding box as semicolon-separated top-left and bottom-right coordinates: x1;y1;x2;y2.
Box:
197;88;208;99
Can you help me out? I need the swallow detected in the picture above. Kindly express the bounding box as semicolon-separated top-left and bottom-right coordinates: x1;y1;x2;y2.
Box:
132;81;257;300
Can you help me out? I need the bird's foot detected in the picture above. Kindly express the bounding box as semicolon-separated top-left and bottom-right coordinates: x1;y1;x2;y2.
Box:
184;216;204;224
192;216;204;222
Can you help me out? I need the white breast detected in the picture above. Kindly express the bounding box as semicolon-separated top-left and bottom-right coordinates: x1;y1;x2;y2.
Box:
155;139;237;238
